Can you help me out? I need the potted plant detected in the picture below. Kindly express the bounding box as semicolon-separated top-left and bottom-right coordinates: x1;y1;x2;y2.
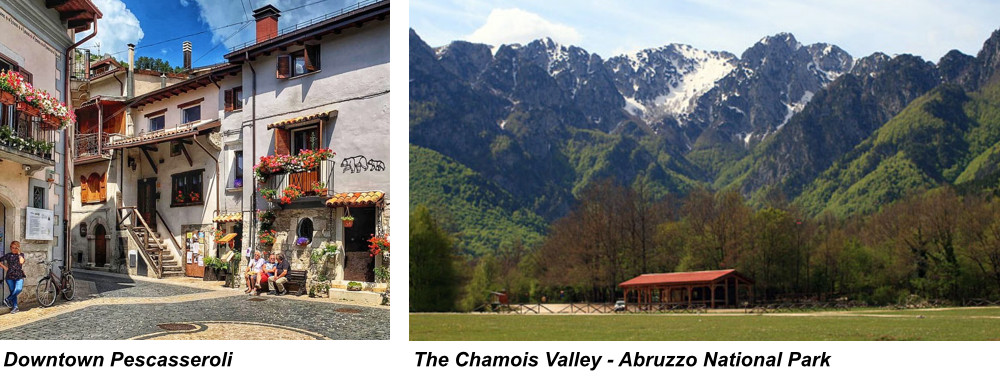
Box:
214;229;226;245
202;256;229;281
260;188;278;201
295;236;310;247
309;282;331;298
258;229;277;246
341;215;354;228
279;184;304;205
311;181;328;196
368;234;390;257
347;281;363;291
310;242;339;263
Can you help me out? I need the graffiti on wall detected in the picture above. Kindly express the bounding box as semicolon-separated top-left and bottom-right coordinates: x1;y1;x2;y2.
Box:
340;155;386;174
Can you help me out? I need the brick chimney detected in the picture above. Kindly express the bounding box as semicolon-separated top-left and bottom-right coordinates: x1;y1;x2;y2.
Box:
253;5;281;43
183;41;192;70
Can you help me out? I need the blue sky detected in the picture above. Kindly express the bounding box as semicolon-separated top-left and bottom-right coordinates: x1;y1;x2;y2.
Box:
76;0;362;68
411;0;1000;61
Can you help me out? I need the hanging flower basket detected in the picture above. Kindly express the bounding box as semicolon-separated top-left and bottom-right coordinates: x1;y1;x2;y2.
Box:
41;114;61;129
16;102;40;117
0;91;14;105
342;215;354;228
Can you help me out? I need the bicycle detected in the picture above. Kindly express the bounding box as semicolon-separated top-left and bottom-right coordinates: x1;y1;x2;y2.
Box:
35;259;75;307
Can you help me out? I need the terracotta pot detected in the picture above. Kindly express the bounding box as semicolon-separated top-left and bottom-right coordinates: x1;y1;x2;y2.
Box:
0;91;14;105
41;114;61;129
16;102;40;117
342;219;354;228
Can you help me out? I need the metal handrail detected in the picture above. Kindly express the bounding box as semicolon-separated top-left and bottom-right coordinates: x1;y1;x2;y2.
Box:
155;208;185;262
119;205;163;278
228;0;384;52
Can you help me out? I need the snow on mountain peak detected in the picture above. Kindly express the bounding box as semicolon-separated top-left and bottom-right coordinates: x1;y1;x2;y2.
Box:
609;43;737;120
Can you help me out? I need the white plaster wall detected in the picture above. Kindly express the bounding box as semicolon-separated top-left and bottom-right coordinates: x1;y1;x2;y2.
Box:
88;73;126;97
0;3;75;299
244;19;390;203
122;133;221;262
131;84;221;135
69;159;121;267
218;75;245;214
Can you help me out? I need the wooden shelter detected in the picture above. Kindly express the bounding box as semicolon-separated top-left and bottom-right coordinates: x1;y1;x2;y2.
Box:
619;269;753;310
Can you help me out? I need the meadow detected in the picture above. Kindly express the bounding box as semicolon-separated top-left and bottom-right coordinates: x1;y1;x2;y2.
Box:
410;307;1000;341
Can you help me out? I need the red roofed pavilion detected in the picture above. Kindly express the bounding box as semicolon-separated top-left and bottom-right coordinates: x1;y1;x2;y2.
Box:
619;269;754;310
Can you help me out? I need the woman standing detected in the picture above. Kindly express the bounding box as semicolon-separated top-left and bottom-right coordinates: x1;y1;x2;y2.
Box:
0;241;25;314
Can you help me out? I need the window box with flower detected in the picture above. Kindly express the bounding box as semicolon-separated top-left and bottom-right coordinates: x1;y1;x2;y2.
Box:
0;70;76;129
171;170;204;207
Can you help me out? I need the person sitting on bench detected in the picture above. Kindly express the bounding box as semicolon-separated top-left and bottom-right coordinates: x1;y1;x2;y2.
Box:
258;254;276;293
267;254;290;295
244;251;265;294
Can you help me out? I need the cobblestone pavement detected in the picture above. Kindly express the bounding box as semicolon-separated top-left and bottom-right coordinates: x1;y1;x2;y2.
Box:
73;271;210;298
0;271;389;340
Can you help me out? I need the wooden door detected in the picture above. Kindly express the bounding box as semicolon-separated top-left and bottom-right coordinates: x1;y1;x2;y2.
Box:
184;229;206;278
137;178;157;231
94;224;107;267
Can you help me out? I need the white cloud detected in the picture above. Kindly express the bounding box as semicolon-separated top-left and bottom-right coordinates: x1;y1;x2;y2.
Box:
465;8;581;47
179;0;190;6
78;0;143;57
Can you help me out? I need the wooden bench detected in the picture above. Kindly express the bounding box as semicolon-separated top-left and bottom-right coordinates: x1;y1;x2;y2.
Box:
255;269;307;296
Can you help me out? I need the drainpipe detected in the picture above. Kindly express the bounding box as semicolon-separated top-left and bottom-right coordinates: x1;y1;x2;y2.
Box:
113;72;124;96
64;20;98;269
246;53;257;255
190;133;221;220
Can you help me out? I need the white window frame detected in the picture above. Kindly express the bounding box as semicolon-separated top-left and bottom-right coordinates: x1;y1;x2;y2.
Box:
149;114;165;132
181;104;201;124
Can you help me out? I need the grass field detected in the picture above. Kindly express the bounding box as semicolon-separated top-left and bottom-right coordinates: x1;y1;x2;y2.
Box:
410;307;1000;340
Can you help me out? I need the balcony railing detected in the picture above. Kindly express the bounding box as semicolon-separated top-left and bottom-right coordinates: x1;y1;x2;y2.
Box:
71;48;91;81
75;132;119;161
0;105;56;166
263;158;335;205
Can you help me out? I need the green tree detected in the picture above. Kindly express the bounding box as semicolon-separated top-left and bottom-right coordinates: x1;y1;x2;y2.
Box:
461;255;499;311
409;205;458;312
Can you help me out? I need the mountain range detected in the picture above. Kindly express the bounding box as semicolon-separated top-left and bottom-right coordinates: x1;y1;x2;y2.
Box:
409;28;1000;255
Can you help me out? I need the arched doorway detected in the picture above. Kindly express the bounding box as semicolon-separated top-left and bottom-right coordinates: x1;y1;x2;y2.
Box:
94;224;107;267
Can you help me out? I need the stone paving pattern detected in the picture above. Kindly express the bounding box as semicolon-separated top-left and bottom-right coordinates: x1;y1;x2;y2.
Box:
0;271;389;340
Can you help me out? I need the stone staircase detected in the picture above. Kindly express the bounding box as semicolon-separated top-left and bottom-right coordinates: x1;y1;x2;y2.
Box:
130;225;184;278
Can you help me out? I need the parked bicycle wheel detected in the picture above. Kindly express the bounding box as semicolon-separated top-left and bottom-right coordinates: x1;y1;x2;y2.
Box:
62;274;75;301
36;277;57;307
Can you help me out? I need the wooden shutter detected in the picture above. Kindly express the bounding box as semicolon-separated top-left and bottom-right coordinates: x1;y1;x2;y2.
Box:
80;175;90;203
276;55;291;79
88;173;101;203
99;173;107;202
304;45;320;71
224;89;233;112
275;128;290;155
17;66;32;84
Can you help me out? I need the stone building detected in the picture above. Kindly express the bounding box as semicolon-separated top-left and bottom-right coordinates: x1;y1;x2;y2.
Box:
69;40;220;273
222;1;390;294
0;0;100;305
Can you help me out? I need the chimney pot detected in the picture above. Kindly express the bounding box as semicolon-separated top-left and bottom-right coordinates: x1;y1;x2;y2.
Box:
252;5;281;43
